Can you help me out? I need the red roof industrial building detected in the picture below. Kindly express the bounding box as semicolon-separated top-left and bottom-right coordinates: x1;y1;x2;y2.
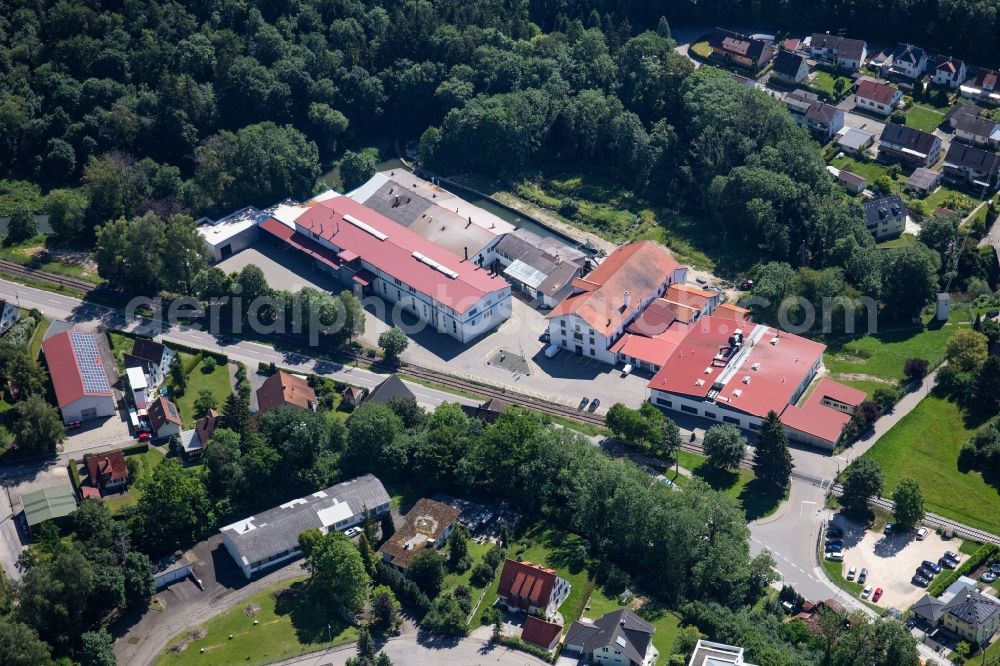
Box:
648;317;863;450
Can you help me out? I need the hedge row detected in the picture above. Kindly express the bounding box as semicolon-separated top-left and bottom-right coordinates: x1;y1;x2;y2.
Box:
498;636;554;663
928;542;999;597
120;442;150;456
67;460;82;497
183;351;204;375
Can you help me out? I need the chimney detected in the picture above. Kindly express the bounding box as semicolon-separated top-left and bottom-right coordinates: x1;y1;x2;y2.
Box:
623;290;631;310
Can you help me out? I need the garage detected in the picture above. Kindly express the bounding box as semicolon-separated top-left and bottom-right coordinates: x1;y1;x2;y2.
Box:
81;407;98;420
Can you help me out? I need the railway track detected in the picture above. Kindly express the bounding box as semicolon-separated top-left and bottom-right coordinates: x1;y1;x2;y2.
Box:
0;258;97;293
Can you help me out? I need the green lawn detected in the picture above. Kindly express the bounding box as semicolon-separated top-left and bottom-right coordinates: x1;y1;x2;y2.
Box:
863;394;1000;534
828;156;896;185
108;332;134;375
828;378;883;398
811;71;853;99
676;451;784;520
173;354;233;428
690;41;712;59
822;557;865;596
442;539;491;593
905;104;945;132
876;233;918;249
102;447;166;515
0;235;98;281
923;186;977;213
824;315;968;382
28;318;48;360
156;578;358;666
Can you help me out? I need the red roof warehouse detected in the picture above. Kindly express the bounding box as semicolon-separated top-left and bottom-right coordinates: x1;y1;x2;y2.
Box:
648;316;861;450
41;328;117;424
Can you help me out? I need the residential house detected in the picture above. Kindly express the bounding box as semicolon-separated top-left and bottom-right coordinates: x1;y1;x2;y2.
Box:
42;328;117;424
520;615;563;654
771;50;809;85
687;640;758;666
804;100;845;139
854;80;903;116
809;34;867;70
256;371;317;414
86;450;129;496
960;69;1000;104
147;395;183;440
709;28;774;72
878;123;942;167
836;127;876;155
341;385;364;407
863;195;908;240
945;103;983;130
378;498;460;571
942;590;1000;646
546;241;688;365
837;170;867;194
943;143;1000;189
907;167;942;196
496;559;571;620
933;56;968;88
220;474;391;579
883;43;929;80
564;609;657;666
360;374;416;406
0;299;18;335
178;409;221;461
125;338;175;387
953;114;1000;148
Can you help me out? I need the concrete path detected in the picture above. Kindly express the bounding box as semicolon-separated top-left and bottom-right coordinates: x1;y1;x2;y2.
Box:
271;636;547;666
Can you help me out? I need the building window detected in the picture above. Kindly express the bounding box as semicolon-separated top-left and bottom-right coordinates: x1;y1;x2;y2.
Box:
560;320;566;328
453;321;457;333
749;423;760;431
393;278;402;286
681;405;698;414
469;307;478;317
589;349;595;356
723;416;740;425
704;410;716;419
656;397;673;408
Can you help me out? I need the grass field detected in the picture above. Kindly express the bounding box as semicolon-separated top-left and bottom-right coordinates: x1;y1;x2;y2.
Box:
28;318;48;359
442;539;492;593
828;156;897;185
156;578;357;666
0;235;98;281
811;71;853;99
824;314;968;382
675;451;784;520
923;185;977;213
174;354;233;428
690;41;712;59
103;447;166;514
863;394;1000;534
905;104;945;132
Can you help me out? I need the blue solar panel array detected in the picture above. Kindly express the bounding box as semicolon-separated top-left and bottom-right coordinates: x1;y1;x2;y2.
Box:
70;332;111;394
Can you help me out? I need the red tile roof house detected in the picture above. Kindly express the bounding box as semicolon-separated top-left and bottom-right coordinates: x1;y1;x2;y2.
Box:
147;396;183;440
85;450;129;496
546;241;690;366
256;371;317;414
41;329;117;424
497;559;571;621
853;79;903;116
648;316;865;450
520;614;563;653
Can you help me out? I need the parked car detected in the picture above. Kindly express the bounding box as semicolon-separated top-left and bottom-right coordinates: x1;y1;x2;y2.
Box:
138;432;152;441
872;587;884;603
918;566;936;579
847;566;857;581
621;363;633;377
826;526;844;538
589;398;600;411
544;343;560;358
858;568;868;584
884;522;895;534
344;526;362;538
986;309;1000;318
905;618;917;629
826;551;844;562
66;420;83;430
861;585;873;599
922;560;942;574
916;527;928;540
944;551;960;561
827;542;843;553
825;538;843;549
990;562;1000;575
940;557;958;570
912;574;929;587
538;331;550;343
695;276;708;285
981;571;997;583
739;279;754;290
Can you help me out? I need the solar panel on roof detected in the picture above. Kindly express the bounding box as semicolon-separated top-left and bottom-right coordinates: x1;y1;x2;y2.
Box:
70;332;111;394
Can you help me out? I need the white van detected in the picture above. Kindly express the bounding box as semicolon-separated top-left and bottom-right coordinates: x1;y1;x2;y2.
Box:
825;551;844;562
544;344;561;358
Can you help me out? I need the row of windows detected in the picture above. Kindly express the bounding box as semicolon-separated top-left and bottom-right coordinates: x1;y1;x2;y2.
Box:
654;396;763;431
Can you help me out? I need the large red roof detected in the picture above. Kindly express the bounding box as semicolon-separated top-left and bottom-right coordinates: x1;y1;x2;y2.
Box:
273;196;508;314
498;559;557;610
648;316;826;419
856;79;899;105
42;330;113;408
86;450;128;484
547;241;682;336
781;378;867;444
610;323;691;368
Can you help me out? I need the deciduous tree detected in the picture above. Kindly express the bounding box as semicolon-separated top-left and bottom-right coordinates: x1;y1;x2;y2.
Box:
703;424;747;470
891;478;925;529
10;395;65;454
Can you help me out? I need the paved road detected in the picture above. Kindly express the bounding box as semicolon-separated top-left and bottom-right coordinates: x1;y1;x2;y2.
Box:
271;636;547;666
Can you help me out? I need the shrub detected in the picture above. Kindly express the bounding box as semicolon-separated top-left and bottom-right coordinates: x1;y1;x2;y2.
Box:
67;460;82;496
498;636;553;662
183;352;203;374
375;562;430;618
871;385;903;409
470;561;494;588
904;357;929;382
558;198;580;218
201;356;217;373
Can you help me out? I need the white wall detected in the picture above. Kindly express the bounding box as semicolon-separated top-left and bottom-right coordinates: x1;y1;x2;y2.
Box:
61;395;117;424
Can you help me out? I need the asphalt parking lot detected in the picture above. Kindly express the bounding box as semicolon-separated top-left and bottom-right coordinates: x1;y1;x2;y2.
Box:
830;517;964;609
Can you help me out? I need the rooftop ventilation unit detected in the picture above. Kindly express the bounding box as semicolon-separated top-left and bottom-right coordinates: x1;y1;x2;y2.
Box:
412;251;459;279
751;362;760;371
732;389;743;398
704;367;713;375
742;375;751;384
695;378;705;386
343;213;388;241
